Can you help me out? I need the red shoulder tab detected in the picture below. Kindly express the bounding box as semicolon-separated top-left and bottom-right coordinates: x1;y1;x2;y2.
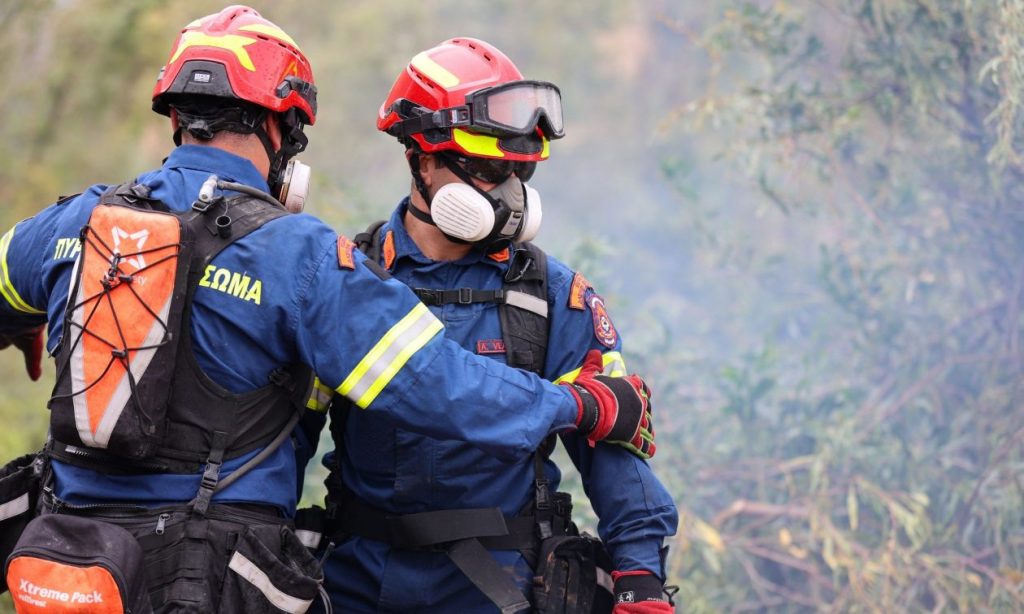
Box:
568;272;591;311
488;247;510;263
337;235;356;270
382;230;396;270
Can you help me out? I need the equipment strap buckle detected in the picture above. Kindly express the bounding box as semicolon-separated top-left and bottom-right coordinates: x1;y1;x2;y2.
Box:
458;288;474;304
199;459;221;492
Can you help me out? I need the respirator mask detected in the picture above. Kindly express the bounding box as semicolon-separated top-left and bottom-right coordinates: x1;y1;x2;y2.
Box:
409;154;543;246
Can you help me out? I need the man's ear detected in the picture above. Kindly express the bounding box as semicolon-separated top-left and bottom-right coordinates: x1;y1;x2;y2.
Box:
169;108;179;130
264;113;283;152
407;151;435;188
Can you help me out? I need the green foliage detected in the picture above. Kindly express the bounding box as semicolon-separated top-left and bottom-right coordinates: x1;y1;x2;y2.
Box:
658;0;1024;610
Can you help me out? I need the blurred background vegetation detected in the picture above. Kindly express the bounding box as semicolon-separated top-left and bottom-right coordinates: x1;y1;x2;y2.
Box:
1;1;1022;612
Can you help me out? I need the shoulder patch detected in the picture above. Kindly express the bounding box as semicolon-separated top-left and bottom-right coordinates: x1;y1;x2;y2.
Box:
337;235;356;270
568;272;591;311
488;247;510;263
383;230;396;270
587;292;619;348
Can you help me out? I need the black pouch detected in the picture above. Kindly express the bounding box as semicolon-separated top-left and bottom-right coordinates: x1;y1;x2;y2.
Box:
218;521;323;613
5;513;153;613
0;452;43;593
93;504;322;613
532;532;615;614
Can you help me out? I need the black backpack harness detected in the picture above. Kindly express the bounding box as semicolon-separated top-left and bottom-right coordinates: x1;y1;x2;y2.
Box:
46;180;313;516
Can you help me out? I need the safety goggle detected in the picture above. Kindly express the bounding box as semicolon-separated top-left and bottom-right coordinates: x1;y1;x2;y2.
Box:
390;80;565;141
463;80;564;139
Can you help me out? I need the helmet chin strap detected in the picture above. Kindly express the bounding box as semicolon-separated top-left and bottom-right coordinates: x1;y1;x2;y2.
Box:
259;110;309;197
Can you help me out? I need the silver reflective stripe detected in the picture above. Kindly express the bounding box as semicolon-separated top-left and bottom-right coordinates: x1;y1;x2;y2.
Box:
339;303;443;408
228;551;313;613
294;529;322;549
505;290;548;317
596;567;614;594
0;493;29;522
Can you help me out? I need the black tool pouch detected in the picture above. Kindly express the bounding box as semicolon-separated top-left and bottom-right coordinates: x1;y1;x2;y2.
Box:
0;452;44;593
532;532;614;614
108;505;322;613
5;513;153;613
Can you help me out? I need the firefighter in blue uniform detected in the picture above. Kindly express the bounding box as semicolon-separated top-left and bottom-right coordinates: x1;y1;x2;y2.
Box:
0;10;656;613
313;39;678;613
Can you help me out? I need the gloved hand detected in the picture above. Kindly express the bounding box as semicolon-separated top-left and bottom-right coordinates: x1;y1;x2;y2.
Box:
562;349;656;459
0;325;45;381
611;570;674;613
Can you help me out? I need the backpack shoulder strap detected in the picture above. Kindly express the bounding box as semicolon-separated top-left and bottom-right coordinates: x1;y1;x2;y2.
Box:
499;241;549;376
354;220;387;262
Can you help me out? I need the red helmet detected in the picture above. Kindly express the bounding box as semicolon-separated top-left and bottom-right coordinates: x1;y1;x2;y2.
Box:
152;5;316;125
377;37;563;162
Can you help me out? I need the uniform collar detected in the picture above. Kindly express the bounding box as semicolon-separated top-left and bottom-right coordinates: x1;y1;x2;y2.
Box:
162;145;271;193
386;198;509;271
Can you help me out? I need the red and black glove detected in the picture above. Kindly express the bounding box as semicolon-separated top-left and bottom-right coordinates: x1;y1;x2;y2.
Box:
611;570;674;613
0;325;45;381
562;349;656;459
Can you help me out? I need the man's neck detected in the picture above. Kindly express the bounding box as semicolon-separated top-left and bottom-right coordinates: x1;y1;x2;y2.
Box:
181;135;270;178
404;193;473;262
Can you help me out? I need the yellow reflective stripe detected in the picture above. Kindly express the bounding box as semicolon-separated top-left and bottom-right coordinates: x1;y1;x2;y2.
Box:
305;377;333;412
0;227;44;315
411;52;460;88
453;129;504;157
540;137;550;160
239;23;299;49
337;303;444;409
553;351;627;384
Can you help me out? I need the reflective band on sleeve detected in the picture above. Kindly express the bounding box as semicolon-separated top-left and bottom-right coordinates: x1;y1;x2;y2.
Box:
337;303;444;409
294;529;322;549
505;290;548;318
553;351;627;384
0;227;45;315
596;567;614;594
228;551;313;613
305;377;332;412
0;492;29;522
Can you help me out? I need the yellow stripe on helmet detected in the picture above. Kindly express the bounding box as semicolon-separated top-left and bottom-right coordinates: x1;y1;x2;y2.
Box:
169;31;258;71
0;226;45;315
554;351;627;384
336;303;444;409
452;129;505;158
411;52;460;89
239;23;300;50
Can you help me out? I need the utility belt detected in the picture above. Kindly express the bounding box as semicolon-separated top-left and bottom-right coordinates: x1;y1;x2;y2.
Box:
329;491;572;552
4;487;322;614
307;486;613;614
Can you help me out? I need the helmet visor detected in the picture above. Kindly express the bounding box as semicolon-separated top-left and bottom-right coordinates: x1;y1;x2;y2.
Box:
470;81;564;139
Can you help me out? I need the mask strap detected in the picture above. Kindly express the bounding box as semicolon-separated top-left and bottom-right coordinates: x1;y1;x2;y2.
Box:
406;201;436;226
408;152;434;209
265;110;309;197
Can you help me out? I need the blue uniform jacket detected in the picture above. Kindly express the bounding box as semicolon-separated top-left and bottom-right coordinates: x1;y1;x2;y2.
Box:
0;146;579;516
318;202;678;612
